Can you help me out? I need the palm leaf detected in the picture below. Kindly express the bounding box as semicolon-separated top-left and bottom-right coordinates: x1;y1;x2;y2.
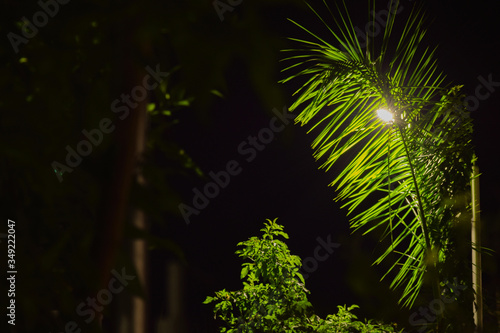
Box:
281;0;473;307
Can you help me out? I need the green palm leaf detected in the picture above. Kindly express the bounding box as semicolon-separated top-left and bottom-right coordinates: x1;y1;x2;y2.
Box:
281;0;473;308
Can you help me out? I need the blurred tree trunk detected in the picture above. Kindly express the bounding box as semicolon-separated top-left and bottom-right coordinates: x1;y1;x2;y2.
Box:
91;12;151;332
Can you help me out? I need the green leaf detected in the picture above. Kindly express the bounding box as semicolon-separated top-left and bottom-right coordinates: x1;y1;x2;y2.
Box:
210;89;224;98
240;266;249;280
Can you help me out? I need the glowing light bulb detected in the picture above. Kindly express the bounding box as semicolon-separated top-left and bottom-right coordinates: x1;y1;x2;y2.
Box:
377;108;394;123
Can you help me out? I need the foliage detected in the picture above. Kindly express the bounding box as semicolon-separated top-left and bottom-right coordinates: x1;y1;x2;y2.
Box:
204;218;402;332
281;0;474;311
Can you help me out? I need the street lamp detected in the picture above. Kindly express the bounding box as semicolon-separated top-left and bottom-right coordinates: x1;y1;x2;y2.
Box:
377;108;394;123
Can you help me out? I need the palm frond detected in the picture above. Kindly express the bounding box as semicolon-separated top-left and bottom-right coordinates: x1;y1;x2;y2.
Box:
281;0;473;307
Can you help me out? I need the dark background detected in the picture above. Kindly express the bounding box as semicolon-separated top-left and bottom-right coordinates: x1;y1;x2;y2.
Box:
1;0;499;332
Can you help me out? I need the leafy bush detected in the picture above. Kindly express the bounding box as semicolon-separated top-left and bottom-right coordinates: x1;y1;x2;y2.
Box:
204;218;402;332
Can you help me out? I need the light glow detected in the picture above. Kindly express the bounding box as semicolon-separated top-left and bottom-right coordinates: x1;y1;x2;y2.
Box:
377;108;394;123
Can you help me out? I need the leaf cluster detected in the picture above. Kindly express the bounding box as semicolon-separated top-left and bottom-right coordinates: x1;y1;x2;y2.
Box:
204;218;402;332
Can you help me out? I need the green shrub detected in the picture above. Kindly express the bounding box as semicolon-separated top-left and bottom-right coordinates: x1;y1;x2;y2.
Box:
204;218;403;332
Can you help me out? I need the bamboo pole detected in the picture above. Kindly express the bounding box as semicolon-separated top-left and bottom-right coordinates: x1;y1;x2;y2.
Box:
471;163;483;332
